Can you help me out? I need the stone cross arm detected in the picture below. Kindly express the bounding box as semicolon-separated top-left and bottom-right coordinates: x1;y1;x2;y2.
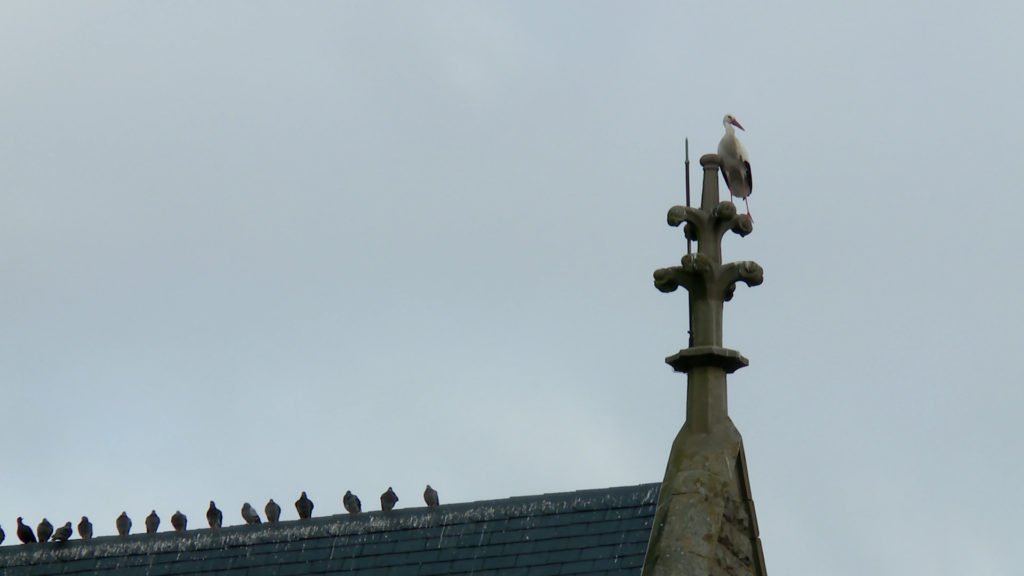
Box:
654;257;763;302
667;201;753;242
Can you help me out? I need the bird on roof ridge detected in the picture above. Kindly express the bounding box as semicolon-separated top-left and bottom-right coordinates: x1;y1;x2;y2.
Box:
295;491;314;520
116;512;132;537
52;522;73;543
0;524;5;546
37;518;53;543
343;490;362;514
380;487;399;512
717;113;753;219
265;499;281;523
78;517;93;540
424;485;439;508
17;517;36;544
207;501;223;529
145;510;160;534
171;511;187;532
241;502;262;525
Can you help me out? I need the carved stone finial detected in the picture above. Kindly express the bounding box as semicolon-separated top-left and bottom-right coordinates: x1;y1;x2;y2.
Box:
699;153;721;168
713;201;737;220
644;150;766;576
731;214;754;237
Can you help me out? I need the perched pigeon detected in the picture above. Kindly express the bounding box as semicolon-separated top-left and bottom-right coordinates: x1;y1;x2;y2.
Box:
145;510;160;534
116;512;132;537
171;511;187;532
265;499;281;523
295;491;314;520
37;518;53;543
207;501;223;529
17;517;36;544
52;522;73;543
343;491;362;514
380;487;399;512
78;517;93;540
424;485;439;508
0;524;5;546
241;502;261;525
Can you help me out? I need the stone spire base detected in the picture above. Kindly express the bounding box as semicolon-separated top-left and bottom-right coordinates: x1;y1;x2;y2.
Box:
644;423;765;575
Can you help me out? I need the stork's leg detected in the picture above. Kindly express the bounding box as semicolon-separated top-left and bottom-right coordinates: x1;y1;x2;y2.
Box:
744;197;753;221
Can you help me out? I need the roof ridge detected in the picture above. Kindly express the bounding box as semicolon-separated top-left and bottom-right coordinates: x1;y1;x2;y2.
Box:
0;483;660;568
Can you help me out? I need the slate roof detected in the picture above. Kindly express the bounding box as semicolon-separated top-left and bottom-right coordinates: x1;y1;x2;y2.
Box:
0;483;659;576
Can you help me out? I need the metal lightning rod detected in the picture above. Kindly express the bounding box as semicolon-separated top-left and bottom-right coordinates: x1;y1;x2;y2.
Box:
684;138;692;256
684;138;693;348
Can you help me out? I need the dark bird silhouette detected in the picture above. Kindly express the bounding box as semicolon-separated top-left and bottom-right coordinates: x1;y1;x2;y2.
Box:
116;512;132;536
52;522;73;543
0;524;5;546
171;511;187;532
37;518;53;543
241;502;261;525
265;499;281;523
78;517;93;540
295;491;314;520
207;501;223;529
145;510;160;534
17;517;36;544
380;487;399;512
343;491;362;514
424;484;439;508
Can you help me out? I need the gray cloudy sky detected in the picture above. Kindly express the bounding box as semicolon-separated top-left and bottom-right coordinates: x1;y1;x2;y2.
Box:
2;1;1023;573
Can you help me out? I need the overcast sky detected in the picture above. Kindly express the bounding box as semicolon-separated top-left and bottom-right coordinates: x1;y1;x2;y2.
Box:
2;2;1024;574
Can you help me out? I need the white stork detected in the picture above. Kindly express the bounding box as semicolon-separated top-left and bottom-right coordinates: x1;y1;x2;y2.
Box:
717;114;753;218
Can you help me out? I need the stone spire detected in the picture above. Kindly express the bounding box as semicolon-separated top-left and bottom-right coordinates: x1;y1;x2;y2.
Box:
642;153;767;576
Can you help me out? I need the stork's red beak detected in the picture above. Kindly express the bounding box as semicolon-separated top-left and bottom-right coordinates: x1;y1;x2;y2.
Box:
730;118;745;131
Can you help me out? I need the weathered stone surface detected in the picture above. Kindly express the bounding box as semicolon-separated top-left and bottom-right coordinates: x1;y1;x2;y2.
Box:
665;346;749;374
642;424;764;576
